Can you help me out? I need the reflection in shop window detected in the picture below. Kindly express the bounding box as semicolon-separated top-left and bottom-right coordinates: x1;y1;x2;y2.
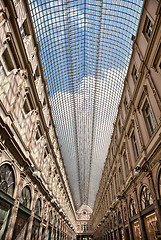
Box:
0;200;11;239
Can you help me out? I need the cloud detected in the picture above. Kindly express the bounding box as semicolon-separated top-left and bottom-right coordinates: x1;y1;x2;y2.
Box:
49;67;126;207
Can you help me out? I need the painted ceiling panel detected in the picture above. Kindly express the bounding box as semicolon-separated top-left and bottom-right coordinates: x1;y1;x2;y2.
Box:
28;0;143;209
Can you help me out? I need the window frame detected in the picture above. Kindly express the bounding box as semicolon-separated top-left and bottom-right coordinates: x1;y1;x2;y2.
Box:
143;15;154;41
142;99;156;137
131;130;139;161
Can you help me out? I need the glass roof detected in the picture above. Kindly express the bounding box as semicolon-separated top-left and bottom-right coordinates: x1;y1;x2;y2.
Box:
28;0;143;209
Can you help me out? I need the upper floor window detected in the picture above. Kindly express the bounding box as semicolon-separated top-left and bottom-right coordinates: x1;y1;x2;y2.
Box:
119;167;123;186
20;19;30;41
142;99;156;136
132;64;138;83
123;151;129;177
131;131;139;160
0;48;14;77
143;16;153;41
118;120;121;134
124;97;128;113
114;174;118;194
33;66;40;81
140;185;153;210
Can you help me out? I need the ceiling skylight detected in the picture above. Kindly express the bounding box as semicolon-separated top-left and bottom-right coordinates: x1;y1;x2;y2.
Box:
28;0;143;209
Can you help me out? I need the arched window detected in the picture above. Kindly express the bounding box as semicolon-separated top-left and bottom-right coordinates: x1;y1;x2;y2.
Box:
158;170;161;198
129;198;137;217
118;211;122;225
140;185;153;210
35;198;41;216
0;164;15;197
20;186;31;209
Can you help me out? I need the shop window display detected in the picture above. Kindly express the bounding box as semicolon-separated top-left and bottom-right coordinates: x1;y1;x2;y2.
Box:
144;212;160;240
12;210;29;240
140;185;153;210
132;220;142;240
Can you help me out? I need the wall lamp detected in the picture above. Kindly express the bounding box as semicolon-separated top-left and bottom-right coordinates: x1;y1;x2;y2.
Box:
134;162;149;176
23;165;38;176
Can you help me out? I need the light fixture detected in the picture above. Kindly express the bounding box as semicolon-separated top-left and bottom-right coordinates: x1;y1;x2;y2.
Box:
33;171;38;177
59;208;63;213
51;198;55;204
134;170;139;177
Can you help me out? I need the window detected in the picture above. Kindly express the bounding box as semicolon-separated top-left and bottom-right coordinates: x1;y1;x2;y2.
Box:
124;97;128;113
118;211;122;225
36;125;43;141
33;66;40;81
123;152;129;177
119;167;123;186
143;16;153;40
19;93;34;129
20;186;31;209
0;48;14;76
114;174;118;194
20;19;30;40
131;131;139;160
118;120;121;134
35;198;41;216
129;198;137;217
142;100;156;136
132;64;138;82
141;186;153;210
158;170;161;198
0;164;15;197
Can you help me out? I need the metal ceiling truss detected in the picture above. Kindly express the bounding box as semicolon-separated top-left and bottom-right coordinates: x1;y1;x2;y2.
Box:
28;0;143;209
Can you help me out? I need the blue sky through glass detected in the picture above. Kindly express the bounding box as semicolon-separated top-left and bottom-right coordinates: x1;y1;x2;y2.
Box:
28;0;143;209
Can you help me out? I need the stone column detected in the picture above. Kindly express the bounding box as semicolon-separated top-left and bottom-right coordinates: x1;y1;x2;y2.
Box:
147;172;161;233
125;199;133;240
44;204;50;239
133;187;147;240
50;209;56;240
120;202;128;240
5;171;25;239
26;187;38;240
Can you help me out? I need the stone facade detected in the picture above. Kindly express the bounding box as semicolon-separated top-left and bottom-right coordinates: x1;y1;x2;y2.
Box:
0;0;76;239
92;0;161;239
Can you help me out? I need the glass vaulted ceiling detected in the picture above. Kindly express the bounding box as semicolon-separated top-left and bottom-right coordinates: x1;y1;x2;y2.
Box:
28;0;143;209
